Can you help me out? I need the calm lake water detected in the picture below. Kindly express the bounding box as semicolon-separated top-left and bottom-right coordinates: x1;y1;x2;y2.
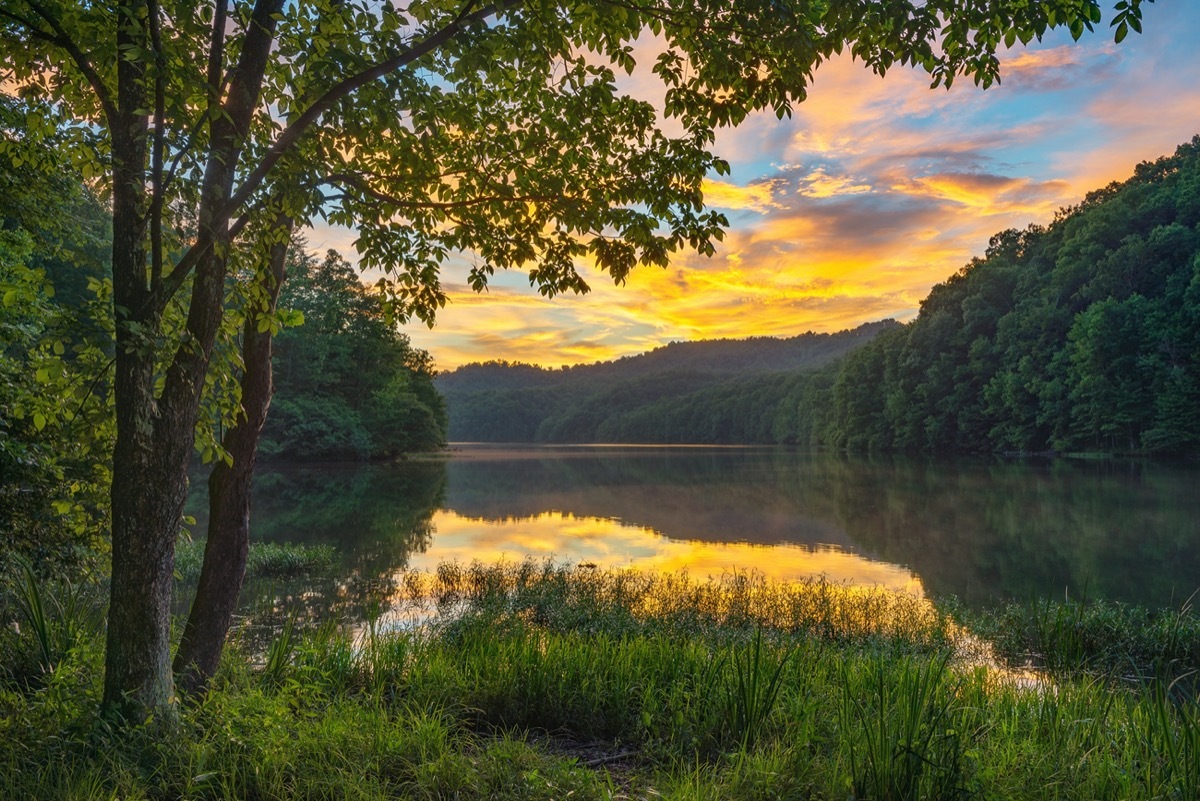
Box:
187;445;1200;617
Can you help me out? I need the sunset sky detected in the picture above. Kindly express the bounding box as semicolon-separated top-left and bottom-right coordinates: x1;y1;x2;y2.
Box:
310;3;1200;370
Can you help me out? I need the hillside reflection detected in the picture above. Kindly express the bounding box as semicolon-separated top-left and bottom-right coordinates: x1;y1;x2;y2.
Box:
439;446;1200;607
186;446;1200;617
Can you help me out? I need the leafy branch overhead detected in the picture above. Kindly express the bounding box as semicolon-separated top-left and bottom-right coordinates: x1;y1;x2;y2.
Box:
1;0;1153;326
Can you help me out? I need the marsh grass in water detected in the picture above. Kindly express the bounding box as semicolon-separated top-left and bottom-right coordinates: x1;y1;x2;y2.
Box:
3;560;1200;800
966;593;1200;693
174;539;337;582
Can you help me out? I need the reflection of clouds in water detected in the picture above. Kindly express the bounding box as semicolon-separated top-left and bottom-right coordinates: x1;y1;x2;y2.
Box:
406;510;924;595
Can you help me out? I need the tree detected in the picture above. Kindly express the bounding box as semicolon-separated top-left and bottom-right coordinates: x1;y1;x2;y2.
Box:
1;107;113;575
260;245;447;460
1067;294;1153;451
0;0;1153;717
822;137;1200;457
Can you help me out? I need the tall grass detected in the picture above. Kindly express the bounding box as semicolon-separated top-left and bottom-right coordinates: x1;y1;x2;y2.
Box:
725;629;793;750
3;561;1200;801
967;594;1200;690
414;560;956;651
2;560;103;685
1143;680;1200;800
840;654;974;801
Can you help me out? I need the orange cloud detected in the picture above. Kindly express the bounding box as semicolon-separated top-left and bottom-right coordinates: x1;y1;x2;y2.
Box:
797;167;873;198
701;178;783;212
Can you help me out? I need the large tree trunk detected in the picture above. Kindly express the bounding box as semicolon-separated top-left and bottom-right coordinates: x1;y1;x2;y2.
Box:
101;0;176;718
102;0;284;717
175;218;293;695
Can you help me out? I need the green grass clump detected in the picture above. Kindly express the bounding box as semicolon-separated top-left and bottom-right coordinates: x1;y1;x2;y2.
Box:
966;595;1200;689
175;539;337;581
3;560;1200;800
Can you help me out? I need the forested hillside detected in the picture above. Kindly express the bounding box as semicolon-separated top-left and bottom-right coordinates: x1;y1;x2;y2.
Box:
825;136;1200;454
437;321;896;442
442;137;1200;454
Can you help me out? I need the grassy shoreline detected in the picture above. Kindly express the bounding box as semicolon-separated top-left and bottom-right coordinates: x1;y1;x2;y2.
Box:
3;562;1198;800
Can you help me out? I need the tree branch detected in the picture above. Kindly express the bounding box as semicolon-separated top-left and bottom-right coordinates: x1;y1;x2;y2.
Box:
324;172;574;212
154;0;520;311
149;0;166;287
148;0;282;315
21;0;118;125
206;0;228;116
152;0;227;203
223;0;517;220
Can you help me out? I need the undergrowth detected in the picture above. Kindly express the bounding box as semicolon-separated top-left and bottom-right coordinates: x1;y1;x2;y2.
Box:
2;560;1198;800
964;593;1200;693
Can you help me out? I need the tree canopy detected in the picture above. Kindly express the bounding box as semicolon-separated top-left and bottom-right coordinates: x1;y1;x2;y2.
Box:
264;246;447;460
0;107;113;573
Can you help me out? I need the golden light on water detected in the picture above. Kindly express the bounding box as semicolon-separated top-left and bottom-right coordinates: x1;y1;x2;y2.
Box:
404;509;925;595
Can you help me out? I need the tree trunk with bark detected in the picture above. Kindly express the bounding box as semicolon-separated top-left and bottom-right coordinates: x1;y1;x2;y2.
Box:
174;218;293;696
101;0;177;717
101;0;284;717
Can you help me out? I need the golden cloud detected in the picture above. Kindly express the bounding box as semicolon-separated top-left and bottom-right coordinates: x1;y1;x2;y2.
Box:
395;10;1200;370
701;178;783;212
796;167;873;198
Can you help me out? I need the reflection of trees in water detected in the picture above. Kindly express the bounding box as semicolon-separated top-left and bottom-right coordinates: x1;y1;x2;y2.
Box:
185;451;1200;625
444;450;1200;608
228;571;405;653
181;460;447;632
442;449;855;547
250;460;446;575
808;456;1200;608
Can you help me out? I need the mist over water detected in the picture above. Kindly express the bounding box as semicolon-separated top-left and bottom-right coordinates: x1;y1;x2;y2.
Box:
189;445;1200;615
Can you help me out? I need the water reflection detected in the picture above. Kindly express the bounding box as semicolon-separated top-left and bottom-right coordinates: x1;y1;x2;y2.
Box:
439;450;1200;606
180;461;446;627
437;447;1200;607
183;446;1200;623
406;510;923;593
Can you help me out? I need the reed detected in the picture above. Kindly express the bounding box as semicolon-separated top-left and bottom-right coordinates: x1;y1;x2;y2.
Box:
968;594;1200;690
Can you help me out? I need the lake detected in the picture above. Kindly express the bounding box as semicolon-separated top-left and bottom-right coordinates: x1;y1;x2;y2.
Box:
186;445;1200;620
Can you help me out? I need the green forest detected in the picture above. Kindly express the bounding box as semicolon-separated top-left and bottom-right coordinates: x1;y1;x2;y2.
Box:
1;152;446;574
261;246;446;461
444;136;1200;455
